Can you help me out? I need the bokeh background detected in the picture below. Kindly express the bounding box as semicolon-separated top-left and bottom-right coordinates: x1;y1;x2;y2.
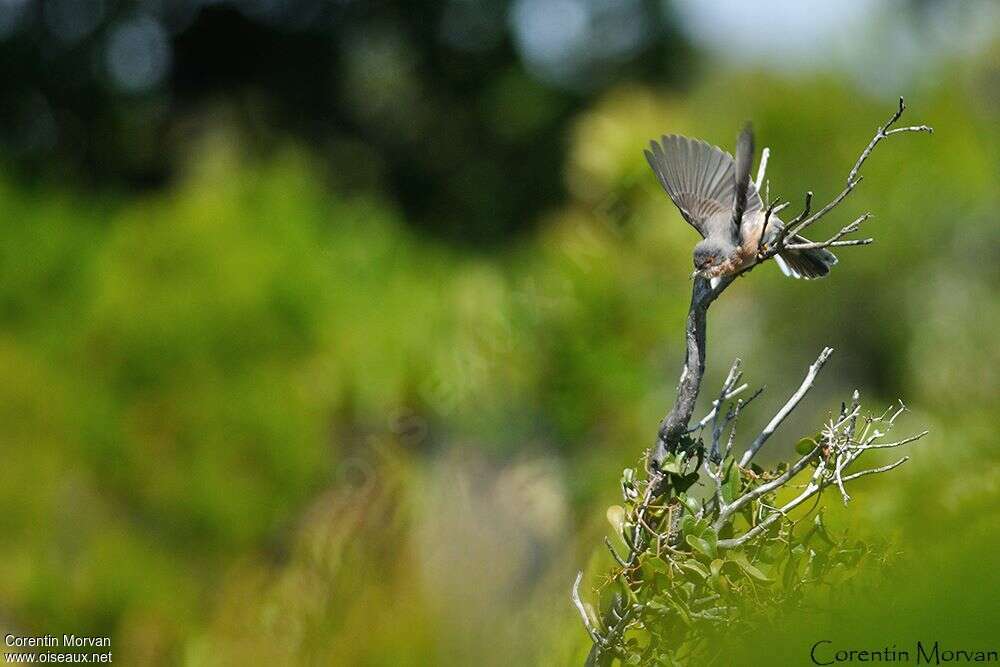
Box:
0;1;997;664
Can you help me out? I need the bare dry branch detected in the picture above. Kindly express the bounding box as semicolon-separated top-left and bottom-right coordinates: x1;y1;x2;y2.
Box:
716;443;820;529
842;456;910;482
848;430;928;450
718;456;831;550
652;278;720;465
771;201;791;216
789;98;931;241
605;537;627;568
739;347;834;467
754;147;770;191
848;97;933;184
756;198;786;258
787;177;863;239
786;191;814;229
708;360;744;460
687;382;750;433
785;212;873;251
573;571;602;645
745;97;931;272
688;359;748;434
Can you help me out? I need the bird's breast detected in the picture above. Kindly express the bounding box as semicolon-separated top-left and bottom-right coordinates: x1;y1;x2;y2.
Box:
739;213;767;256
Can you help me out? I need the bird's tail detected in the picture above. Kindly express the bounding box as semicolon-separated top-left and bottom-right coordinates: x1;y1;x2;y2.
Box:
776;236;837;279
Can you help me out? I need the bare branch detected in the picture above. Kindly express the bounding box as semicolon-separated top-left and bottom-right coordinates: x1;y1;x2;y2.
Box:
708;360;744;460
756;191;811;260
756;198;785;258
832;448;860;505
747;97;931;272
842;456;910;482
790;98;931;240
721;400;748;462
844;390;862;439
797;238;874;249
653;278;720;464
687;382;750;434
605;537;627;568
755;147;771;191
739;347;834;467
721;394;920;544
786;191;814;229
848;97;933;184
718;457;830;550
715;443;820;530
887;400;907;425
848;430;928;450
573;571;602;645
829;403;861;433
785;213;872;251
787;177;863;238
885;125;933;136
688;359;746;434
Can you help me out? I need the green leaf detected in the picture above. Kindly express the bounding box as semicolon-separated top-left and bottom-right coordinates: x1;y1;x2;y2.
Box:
704;530;718;555
646;598;668;612
721;461;741;504
680;560;710;579
680;494;701;516
619;574;641;605
659;459;682;474
681;513;697;537
679;581;696;600
664;593;692;626
795;438;817;455
710;559;724;578
784;547;804;590
810;550;829;578
812;512;835;546
643;557;670;575
607;505;626;535
686;534;717;558
675;471;700;493
683;515;713;540
729;551;772;582
620;468;639;502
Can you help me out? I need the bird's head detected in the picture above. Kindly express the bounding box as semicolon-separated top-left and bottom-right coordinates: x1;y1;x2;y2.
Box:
692;239;730;278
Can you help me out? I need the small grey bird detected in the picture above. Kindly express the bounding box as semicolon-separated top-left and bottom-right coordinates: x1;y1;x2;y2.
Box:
645;125;837;282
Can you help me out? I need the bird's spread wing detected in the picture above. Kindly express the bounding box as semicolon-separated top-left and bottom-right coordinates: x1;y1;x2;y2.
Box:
645;134;762;239
731;124;754;233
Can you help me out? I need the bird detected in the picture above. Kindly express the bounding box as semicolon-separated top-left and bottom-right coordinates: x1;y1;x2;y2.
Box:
644;125;837;284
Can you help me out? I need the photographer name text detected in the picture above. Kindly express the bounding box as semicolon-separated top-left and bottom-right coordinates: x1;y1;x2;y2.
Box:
812;641;997;665
4;635;111;664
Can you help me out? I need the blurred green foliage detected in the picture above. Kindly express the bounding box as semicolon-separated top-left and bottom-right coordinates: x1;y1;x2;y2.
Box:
0;45;997;665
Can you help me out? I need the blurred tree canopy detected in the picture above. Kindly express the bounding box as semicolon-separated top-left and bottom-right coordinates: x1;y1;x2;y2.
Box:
0;0;692;244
